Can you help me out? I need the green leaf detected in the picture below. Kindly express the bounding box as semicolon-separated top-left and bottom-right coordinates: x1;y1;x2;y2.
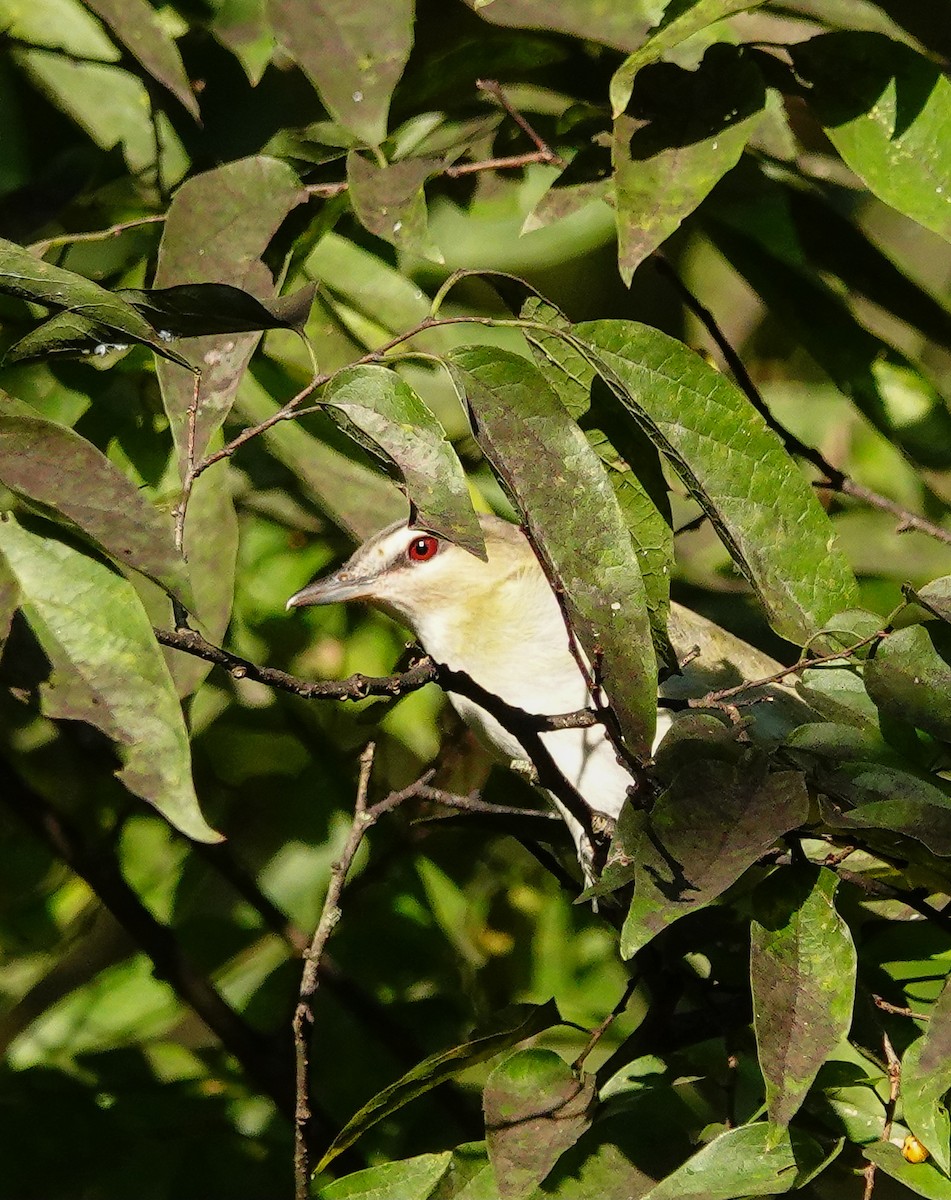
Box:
0;515;219;842
268;0;413;145
640;1121;838;1200
447;346;657;755
0;549;19;653
0;392;188;601
865;624;951;742
520;297;674;671
462;0;666;53
620;757;810;957
122;282;317;337
316;1000;563;1171
901;978;951;1176
610;0;768;117
791;33;951;243
153;155;307;470
0;236;192;369
572;320;859;644
484;1049;595;1200
751;866;857;1132
612;45;765;280
863;1141;951;1199
82;0;200;118
317;1152;452;1200
902;578;951;627
321;364;484;556
346;152;444;262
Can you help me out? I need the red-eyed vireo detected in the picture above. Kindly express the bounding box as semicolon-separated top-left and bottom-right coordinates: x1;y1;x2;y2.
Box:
287;513;670;878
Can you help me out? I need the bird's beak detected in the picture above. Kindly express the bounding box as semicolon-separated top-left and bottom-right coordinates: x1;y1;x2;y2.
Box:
285;566;377;611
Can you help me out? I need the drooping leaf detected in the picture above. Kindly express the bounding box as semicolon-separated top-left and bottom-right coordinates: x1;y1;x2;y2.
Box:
572;320;860;644
316;1000;563;1171
121;281;317;337
610;0;769;117
814;763;951;858
317;1152;452;1200
0;514;219;842
902;978;951;1177
0;236;191;368
620;756;809;958
346;152;443;262
750;866;857;1132
210;0;275;84
484;1049;595;1200
320;364;484;556
153;156;307;471
447;346;657;755
864;624;951;742
82;0;200;118
612;45;765;280
791;33;951;243
640;1121;838;1200
267;0;413;145
0;392;188;601
520;296;674;670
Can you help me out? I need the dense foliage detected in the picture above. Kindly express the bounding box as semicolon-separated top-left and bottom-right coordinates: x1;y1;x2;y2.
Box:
2;2;951;1198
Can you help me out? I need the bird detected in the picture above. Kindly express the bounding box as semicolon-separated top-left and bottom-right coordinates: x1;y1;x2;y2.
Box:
286;513;669;883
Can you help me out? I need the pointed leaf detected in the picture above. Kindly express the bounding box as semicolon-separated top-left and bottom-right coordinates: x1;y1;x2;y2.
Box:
903;978;951;1177
321;364;484;556
317;1153;452;1200
751;866;857;1131
346;152;443;262
612;45;765;280
317;1000;563;1171
865;624;951;741
573;320;859;644
153;156;307;470
0;393;188;601
462;0;666;53
121;281;317;337
610;0;768;117
447;346;657;754
640;1121;837;1200
621;759;809;957
268;0;413;145
0;515;218;842
791;33;951;243
863;1141;951;1199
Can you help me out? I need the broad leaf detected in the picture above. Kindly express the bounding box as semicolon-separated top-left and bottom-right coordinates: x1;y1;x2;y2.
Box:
791;33;951;243
863;1141;951;1199
751;866;857;1131
0;550;19;653
901;978;951;1176
484;1049;595;1200
153;156;307;470
316;1000;563;1171
447;346;657;754
463;0;665;53
268;0;413;145
573;320;859;644
346;152;443;262
0;515;218;842
0;392;188;601
320;364;484;556
122;282;316;337
317;1153;452;1200
612;45;765;280
640;1121;837;1200
864;624;951;742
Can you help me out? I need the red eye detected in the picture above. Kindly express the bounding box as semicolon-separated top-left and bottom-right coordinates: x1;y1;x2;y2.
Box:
408;534;440;562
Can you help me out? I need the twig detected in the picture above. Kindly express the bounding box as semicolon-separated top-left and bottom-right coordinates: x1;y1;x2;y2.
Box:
834;866;951;938
445;151;562;178
872;994;929;1021
475;79;564;164
412;783;559;822
573;972;640;1069
27;213;167;257
654;254;951;548
174;372;203;553
863;1032;902;1200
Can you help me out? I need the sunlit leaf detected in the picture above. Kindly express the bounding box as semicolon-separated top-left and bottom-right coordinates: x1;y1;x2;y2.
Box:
347;152;443;262
902;978;951;1177
317;1153;452;1200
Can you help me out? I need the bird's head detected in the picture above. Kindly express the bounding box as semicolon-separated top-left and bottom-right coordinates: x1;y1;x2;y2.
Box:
286;514;548;652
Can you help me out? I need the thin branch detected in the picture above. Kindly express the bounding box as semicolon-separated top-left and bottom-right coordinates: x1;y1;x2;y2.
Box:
27;213;166;256
828;475;951;547
475;79;564;164
445;150;562;178
863;1032;902;1200
872;994;929;1021
573;972;640;1070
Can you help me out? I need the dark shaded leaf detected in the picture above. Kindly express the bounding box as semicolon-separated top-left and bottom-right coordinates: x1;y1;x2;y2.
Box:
317;1152;452;1200
816;764;951;857
462;0;664;53
572;320;860;644
640;1121;838;1199
612;45;765;280
82;0;200;118
751;866;856;1131
791;33;951;242
316;1000;563;1171
610;0;769;116
153;155;307;470
120;281;317;337
321;364;484;556
620;757;810;957
484;1048;595;1200
347;152;443;262
268;0;413;145
865;624;951;741
902;979;951;1177
0;515;219;842
0;392;188;601
447;346;657;755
